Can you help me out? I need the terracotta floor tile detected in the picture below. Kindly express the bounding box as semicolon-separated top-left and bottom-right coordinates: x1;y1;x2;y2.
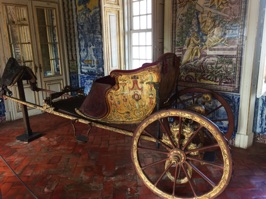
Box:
0;113;266;198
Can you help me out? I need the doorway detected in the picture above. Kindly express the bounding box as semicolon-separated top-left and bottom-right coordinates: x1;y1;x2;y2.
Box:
0;0;68;120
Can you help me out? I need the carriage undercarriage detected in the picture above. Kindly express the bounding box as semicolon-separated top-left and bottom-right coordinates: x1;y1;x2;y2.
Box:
0;53;234;198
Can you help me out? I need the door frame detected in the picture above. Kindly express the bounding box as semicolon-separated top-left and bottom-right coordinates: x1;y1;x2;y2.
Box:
32;0;69;102
0;0;69;120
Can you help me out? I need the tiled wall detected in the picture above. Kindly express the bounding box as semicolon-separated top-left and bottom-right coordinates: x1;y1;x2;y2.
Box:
0;99;5;118
79;74;102;95
220;93;240;137
70;72;79;90
173;0;246;93
253;96;266;134
76;0;104;93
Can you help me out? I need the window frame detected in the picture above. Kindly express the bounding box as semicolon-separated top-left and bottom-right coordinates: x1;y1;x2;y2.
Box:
124;0;153;69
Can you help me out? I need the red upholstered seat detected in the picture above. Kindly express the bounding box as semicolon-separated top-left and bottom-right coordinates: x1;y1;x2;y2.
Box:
79;76;115;119
76;53;181;123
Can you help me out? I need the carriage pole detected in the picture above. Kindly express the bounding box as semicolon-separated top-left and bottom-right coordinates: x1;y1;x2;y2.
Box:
3;94;157;143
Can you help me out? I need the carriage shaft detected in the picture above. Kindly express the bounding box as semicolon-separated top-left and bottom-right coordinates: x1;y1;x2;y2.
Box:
3;95;156;143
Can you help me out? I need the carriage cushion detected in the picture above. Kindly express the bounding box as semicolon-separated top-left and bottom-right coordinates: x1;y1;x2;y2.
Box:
78;75;115;119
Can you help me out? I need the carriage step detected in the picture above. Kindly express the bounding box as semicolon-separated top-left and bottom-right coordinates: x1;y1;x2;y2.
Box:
76;135;88;143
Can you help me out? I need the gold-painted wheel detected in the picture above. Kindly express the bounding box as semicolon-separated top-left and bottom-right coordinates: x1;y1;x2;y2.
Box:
131;109;232;199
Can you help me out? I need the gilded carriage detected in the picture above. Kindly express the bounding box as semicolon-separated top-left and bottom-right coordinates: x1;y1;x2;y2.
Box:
0;53;234;198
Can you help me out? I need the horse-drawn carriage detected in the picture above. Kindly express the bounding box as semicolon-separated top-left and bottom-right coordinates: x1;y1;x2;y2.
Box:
0;53;234;198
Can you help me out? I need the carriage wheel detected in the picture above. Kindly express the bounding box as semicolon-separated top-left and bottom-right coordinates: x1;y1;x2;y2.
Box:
177;88;234;140
132;109;232;199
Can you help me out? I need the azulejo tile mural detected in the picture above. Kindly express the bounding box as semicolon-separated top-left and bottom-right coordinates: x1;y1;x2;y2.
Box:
173;0;246;92
253;96;266;135
254;96;266;143
70;72;79;91
0;99;5;118
76;0;104;76
220;92;240;137
79;74;101;95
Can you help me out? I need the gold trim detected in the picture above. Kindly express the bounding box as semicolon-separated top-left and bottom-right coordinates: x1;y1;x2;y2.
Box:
4;95;132;137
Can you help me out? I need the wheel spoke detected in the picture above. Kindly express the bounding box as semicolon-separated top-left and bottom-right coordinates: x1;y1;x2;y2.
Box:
187;161;216;188
192;93;195;104
177;96;187;107
143;129;172;151
182;125;203;150
177;164;181;178
203;129;217;144
211;118;229;122
187;156;224;169
181;163;197;197
177;93;202;107
137;146;168;155
141;157;169;170
206;104;223;116
159;118;176;148
191;93;197;104
155;162;174;186
177;117;182;149
172;164;179;196
185;144;220;154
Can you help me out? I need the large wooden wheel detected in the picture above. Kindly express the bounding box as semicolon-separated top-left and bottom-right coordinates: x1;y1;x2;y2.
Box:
177;88;234;140
132;109;232;199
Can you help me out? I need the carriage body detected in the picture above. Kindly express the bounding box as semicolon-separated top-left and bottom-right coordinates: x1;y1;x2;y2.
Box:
0;53;234;199
73;53;181;124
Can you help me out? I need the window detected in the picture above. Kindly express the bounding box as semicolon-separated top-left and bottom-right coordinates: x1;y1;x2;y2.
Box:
102;0;163;71
126;0;153;69
36;7;61;77
4;5;33;67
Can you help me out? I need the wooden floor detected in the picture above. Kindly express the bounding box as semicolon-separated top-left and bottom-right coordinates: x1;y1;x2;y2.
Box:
0;113;266;199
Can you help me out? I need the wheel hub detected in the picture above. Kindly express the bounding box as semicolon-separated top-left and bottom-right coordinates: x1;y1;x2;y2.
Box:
165;148;191;184
169;149;186;164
